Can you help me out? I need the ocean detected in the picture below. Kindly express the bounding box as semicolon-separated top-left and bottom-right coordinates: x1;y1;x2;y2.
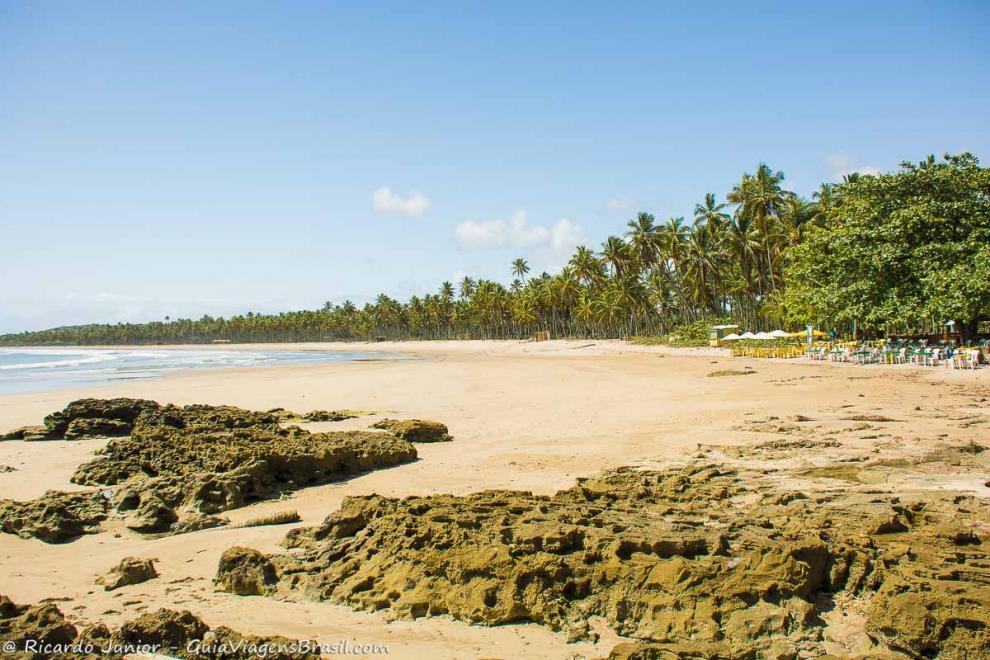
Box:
0;347;391;395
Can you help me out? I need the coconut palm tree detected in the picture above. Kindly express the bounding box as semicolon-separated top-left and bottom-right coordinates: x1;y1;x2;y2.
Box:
693;193;730;231
569;245;602;285
511;258;530;281
601;235;631;277
625;212;659;269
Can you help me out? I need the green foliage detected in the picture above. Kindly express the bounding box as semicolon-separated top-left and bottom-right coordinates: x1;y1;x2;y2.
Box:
664;318;734;347
783;154;990;339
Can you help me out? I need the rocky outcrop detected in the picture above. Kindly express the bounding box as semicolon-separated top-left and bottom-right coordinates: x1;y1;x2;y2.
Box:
214;547;278;596
43;398;160;437
0;491;109;543
1;426;57;441
235;457;989;659
114;608;321;660
0;400;422;542
0;597;318;659
0;595;77;656
96;557;158;591
299;410;358;422
79;422;416;534
371;418;451;443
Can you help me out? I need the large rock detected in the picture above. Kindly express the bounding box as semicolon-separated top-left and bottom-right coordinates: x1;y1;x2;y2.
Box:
0;596;318;659
1;400;424;540
239;461;990;658
214;546;278;596
371;418;451;443
0;595;77;655
114;608;322;659
1;426;57;441
114;608;209;651
42;398;160;436
96;557;158;591
0;490;109;543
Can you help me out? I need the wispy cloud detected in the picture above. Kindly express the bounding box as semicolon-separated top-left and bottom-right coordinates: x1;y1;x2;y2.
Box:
824;152;881;180
371;186;430;217
606;196;638;213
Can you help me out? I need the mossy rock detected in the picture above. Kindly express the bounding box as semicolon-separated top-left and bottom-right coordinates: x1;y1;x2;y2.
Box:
371;418;451;443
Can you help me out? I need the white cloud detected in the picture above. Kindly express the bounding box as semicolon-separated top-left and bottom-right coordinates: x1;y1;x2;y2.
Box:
606;196;637;213
371;186;430;217
550;218;582;254
455;210;552;249
824;152;881;180
454;210;585;273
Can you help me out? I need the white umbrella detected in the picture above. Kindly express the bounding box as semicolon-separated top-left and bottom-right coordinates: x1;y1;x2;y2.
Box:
740;332;757;339
754;332;775;340
770;330;791;338
721;333;741;341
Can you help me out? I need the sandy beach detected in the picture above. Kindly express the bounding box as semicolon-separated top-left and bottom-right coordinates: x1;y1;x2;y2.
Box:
0;340;988;658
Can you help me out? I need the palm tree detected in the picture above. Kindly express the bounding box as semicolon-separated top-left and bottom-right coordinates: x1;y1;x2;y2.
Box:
728;164;787;294
511;258;530;281
693;193;729;231
779;194;814;246
625;212;659;269
601;235;631;277
458;276;476;301
569;246;602;285
811;184;835;225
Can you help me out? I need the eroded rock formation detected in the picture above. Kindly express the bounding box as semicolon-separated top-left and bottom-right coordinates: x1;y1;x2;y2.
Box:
223;450;989;658
0;399;421;542
96;557;158;591
0;596;318;659
0;491;109;543
370;418;451;443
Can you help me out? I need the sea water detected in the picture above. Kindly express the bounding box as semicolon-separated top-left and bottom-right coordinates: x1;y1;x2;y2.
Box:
0;347;391;395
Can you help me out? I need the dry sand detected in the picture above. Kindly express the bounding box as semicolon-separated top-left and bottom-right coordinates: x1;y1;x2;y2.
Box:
0;340;987;658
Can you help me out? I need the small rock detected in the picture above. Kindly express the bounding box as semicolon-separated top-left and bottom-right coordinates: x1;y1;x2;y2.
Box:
1;425;57;441
97;557;159;591
371;418;452;442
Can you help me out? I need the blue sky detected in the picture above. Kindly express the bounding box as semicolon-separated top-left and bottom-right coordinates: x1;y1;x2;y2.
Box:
2;1;988;333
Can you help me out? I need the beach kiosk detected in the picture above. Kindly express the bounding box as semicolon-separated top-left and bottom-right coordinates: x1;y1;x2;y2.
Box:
709;324;740;347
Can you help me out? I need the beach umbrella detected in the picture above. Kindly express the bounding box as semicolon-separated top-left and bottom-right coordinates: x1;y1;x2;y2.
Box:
740;332;757;339
770;330;790;338
721;333;741;341
754;332;775;340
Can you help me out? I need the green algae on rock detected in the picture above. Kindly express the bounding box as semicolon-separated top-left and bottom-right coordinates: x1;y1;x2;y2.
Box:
0;490;109;543
0;399;422;542
224;459;990;658
370;418;452;442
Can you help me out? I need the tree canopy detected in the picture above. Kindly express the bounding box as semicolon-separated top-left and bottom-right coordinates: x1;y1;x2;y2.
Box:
783;153;990;340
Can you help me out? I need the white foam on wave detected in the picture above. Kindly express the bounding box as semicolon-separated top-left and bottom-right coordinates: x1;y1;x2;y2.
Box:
0;349;118;371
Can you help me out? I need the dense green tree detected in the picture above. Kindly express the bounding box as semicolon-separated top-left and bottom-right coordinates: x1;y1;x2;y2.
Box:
784;153;990;341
